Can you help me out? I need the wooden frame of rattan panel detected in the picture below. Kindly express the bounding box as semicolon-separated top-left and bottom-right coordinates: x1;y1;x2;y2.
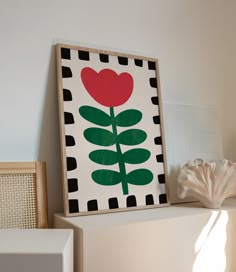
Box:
0;161;48;228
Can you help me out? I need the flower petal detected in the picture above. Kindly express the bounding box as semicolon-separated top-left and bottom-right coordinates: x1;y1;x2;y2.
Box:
81;68;133;107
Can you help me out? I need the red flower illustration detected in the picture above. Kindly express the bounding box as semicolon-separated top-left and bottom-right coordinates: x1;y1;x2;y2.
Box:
81;68;133;107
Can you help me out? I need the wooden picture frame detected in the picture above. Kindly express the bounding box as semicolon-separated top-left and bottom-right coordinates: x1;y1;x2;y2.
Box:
56;43;170;216
0;161;48;228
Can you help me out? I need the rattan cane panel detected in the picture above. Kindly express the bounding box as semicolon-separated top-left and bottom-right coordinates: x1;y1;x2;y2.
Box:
0;173;37;228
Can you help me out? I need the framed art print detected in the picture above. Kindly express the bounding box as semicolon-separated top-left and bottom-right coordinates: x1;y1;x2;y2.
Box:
56;43;169;216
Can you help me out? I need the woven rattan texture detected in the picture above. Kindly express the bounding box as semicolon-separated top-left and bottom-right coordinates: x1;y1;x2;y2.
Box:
0;173;37;228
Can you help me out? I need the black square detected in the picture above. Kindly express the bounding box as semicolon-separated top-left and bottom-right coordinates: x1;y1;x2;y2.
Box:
154;136;162;145
146;194;154;205
118;56;128;65
61;48;71;59
127;195;137;207
134;59;143;67
69;199;79;213
159;194;167;204
153;116;160;124
64;112;75;124
99;54;109;63
87;200;98;211
151;96;159;105
149;78;157;88
65;135;75;146
68;178;78;192
148;61;156;70
62;66;72;78
63;89;72;101
66;157;77;171
108;198;119;209
78;50;90;61
158;174;165;184
156;154;164;163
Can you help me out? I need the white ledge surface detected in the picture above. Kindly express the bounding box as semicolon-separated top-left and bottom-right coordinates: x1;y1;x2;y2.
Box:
55;198;236;229
0;229;73;254
0;229;73;272
55;198;236;272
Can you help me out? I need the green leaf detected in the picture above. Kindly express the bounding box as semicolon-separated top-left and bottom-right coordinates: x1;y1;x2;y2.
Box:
84;128;115;146
89;150;118;165
123;148;151;164
125;169;153;185
92;170;121;186
115;110;142;127
118;129;147;145
79;106;111;126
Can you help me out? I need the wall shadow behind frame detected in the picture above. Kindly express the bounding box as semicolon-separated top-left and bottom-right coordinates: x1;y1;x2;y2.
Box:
0;161;48;228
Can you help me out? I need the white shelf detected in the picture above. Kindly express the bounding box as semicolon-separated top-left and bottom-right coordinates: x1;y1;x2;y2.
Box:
0;229;73;272
54;198;236;272
54;200;234;228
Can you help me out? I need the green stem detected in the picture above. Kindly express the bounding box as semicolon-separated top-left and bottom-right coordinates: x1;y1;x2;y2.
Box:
110;107;128;195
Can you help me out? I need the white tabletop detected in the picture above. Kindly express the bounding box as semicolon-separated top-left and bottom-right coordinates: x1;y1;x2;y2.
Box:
55;198;236;229
0;229;73;254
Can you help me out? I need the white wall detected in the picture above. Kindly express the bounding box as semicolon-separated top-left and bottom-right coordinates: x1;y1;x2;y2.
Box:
223;0;236;161
0;0;232;223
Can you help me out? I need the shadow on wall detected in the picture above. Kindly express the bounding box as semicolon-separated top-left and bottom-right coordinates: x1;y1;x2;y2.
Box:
223;132;236;162
168;165;181;203
38;45;63;226
168;164;198;204
168;165;194;204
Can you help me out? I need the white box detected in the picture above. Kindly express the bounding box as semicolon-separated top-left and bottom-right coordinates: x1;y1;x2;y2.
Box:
0;229;73;272
54;199;236;272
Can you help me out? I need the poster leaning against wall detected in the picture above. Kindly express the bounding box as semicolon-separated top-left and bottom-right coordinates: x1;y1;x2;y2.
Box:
56;43;170;216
